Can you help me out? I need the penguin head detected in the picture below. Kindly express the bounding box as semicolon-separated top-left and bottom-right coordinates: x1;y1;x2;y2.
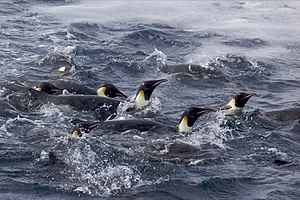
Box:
178;107;212;133
227;92;256;112
71;121;100;138
34;82;62;95
134;79;167;108
96;83;127;98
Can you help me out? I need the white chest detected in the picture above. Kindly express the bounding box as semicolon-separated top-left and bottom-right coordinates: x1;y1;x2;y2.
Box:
178;116;191;133
135;90;149;109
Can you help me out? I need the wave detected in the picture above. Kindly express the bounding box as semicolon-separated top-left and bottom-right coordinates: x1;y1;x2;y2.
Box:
222;38;267;48
265;107;300;123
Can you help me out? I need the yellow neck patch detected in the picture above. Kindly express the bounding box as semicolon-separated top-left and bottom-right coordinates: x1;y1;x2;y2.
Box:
71;130;79;138
97;87;106;97
58;66;67;73
135;90;149;109
226;98;242;113
178;116;191;133
227;98;236;110
34;87;42;92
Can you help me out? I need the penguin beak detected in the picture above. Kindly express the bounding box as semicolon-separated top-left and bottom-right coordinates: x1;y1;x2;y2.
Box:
241;93;256;101
151;79;168;88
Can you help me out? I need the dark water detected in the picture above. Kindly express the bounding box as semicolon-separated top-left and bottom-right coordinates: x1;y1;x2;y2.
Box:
1;1;300;199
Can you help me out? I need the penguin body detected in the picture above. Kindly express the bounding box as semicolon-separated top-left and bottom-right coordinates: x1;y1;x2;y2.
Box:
71;107;212;138
27;88;121;112
9;79;167;120
32;79;166;111
159;63;222;76
45;80;96;95
71;119;173;138
34;80;127;98
265;107;300;122
157;63;232;83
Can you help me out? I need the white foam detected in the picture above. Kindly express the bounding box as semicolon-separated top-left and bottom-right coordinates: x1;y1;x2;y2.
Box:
66;31;76;41
39;149;50;162
68;146;141;196
116;96;162;118
50;45;76;55
268;147;287;158
0;115;44;137
179;112;242;149
32;1;300;66
0;87;8;97
144;48;167;66
39;104;65;118
0;124;12;137
136;96;162;116
64;45;76;54
60;89;72;95
62;138;163;196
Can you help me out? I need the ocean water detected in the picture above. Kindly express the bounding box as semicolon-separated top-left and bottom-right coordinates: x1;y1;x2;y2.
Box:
0;1;300;199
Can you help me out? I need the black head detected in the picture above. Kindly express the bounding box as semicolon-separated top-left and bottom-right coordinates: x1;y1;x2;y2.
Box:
178;107;212;133
233;92;256;108
71;121;101;138
34;82;62;95
101;83;127;98
179;107;213;127
135;79;167;101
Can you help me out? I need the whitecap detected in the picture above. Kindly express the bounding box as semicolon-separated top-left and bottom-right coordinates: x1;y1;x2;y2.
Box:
178;112;242;149
144;47;167;66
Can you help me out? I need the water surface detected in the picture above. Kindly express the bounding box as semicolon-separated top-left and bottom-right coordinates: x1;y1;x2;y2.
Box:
0;1;300;199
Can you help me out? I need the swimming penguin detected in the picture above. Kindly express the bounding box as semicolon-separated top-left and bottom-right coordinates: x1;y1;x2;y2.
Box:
39;53;75;73
155;62;235;84
133;79;167;109
10;79;167;120
159;63;221;76
34;80;127;98
222;92;256;114
71;107;212;138
24;88;121;118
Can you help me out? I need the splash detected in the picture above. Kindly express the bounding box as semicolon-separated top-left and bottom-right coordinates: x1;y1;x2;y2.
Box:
116;96;162;118
179;112;246;149
39;104;65;118
144;48;167;66
38;149;51;162
135;96;162;116
267;147;287;159
70;164;141;196
0;87;7;97
65;140;142;196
